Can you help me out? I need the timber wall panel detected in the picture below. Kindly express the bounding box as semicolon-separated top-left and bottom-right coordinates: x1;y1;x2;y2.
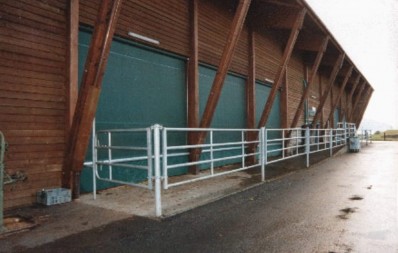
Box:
286;51;306;127
198;0;249;76
80;0;190;57
0;0;67;209
254;30;283;81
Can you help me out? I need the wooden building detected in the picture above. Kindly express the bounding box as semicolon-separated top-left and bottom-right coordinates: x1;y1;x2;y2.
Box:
0;0;373;209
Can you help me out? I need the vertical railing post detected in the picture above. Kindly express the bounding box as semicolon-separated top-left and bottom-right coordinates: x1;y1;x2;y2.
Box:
305;127;310;168
108;132;112;180
261;127;266;181
146;128;153;190
92;118;97;200
329;129;333;157
282;129;285;159
210;130;214;175
241;131;245;168
0;131;5;232
162;127;168;189
153;124;162;217
296;128;299;155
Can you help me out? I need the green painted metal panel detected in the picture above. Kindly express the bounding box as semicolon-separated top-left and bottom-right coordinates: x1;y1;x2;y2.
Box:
255;82;281;156
334;108;340;128
78;30;186;192
197;66;246;168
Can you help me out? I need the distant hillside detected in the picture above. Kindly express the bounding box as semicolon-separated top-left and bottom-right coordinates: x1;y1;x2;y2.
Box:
359;119;393;132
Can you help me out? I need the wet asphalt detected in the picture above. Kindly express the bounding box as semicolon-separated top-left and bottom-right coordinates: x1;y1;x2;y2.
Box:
22;142;398;253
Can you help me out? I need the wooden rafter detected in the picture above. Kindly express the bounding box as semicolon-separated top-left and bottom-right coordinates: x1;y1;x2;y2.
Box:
190;0;252;174
62;0;124;196
246;25;256;164
326;65;353;125
311;53;345;127
187;0;200;173
246;26;256;131
296;33;328;52
188;0;199;130
289;35;328;129
350;83;368;121
281;67;289;128
355;89;373;126
66;0;79;132
344;75;361;120
257;8;307;128
354;88;371;125
349;81;367;121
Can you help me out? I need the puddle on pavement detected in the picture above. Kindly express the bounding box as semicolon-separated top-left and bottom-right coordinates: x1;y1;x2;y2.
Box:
337;207;358;220
349;195;363;201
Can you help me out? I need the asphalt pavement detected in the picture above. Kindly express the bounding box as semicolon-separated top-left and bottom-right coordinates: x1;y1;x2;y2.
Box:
17;142;398;252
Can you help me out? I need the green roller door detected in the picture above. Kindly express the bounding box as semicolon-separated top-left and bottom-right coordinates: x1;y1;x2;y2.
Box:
334;108;340;128
198;65;246;168
255;82;281;156
78;29;186;192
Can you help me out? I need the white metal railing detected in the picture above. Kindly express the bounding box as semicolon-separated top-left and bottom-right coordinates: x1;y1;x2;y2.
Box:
87;121;356;217
162;127;263;188
264;128;306;165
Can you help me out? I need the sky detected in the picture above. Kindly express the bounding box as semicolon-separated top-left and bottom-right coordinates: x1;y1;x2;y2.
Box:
305;0;398;131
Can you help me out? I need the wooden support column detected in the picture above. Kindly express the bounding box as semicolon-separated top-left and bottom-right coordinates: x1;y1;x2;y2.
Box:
311;53;345;127
355;89;373;126
329;84;334;127
341;75;360;120
326;65;353;125
190;0;251;174
281;69;289;129
290;36;329;129
345;76;361;120
62;0;124;197
257;8;307;128
353;88;370;124
188;0;199;131
246;26;256;131
187;0;199;172
66;0;79;132
245;25;256;165
318;75;324;126
349;81;367;121
350;83;368;121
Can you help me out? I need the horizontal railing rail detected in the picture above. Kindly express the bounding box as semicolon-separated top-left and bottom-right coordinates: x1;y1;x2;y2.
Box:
88;121;356;217
162;127;263;189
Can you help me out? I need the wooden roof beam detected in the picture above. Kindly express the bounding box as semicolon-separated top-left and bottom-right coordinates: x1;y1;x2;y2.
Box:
257;8;307;128
311;53;345;127
326;65;354;124
262;6;306;29
289;35;329;129
340;74;360;120
295;32;328;52
62;0;124;196
189;0;251;174
350;82;368;121
355;89;373;126
187;0;199;173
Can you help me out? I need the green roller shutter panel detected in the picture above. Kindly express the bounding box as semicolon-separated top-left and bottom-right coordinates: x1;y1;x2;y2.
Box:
78;29;186;192
255;82;281;156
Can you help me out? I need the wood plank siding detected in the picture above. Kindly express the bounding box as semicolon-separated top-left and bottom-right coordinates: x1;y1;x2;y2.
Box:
1;0;372;209
0;0;67;209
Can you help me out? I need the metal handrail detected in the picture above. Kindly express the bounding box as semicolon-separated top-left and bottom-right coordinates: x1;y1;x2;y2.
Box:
89;121;356;217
